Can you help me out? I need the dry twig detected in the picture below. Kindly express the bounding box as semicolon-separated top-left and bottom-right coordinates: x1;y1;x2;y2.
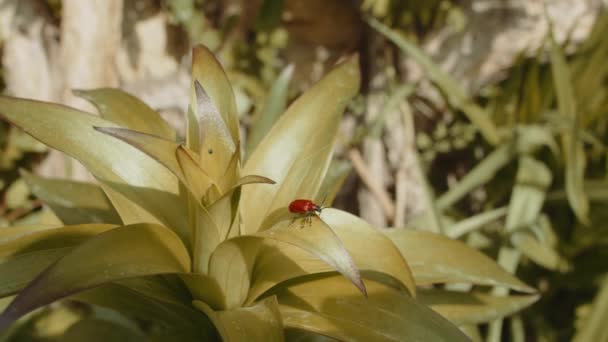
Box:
347;148;395;220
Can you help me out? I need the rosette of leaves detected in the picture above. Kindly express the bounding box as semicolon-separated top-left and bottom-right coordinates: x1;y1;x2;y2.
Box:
0;45;536;341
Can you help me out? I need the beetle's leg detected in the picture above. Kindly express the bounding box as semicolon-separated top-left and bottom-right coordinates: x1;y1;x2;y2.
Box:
302;214;311;228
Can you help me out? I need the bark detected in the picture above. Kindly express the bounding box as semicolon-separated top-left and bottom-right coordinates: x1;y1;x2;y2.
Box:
1;0;124;180
1;0;58;101
60;0;123;109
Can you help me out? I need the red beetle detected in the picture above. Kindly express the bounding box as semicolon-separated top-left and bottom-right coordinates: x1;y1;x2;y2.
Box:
289;199;323;227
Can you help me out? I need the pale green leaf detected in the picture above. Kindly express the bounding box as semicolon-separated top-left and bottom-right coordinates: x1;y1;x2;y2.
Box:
8;207;62;227
515;125;560;156
208;237;258;309
510;316;526;342
206;190;237;241
95;185;157;228
460;325;483;342
232;175;276;189
550;33;589;224
0;223;190;330
418;289;539;325
320;209;416;296
0;96;180;233
244;240;334;304
548;180;608;202
0;224;115;258
193;296;284;342
0;248;72;298
437;143;515;210
176;146;215;201
446;207;507;238
192;200;223;275
192;177;272;276
190;45;240;148
21;171;122;225
241;56;360;234
384;229;535;293
274;275;469;342
511;232;562;270
487;247;521;342
0;224;115;298
4;179;29;209
180;273;226;310
95;127;213;202
246;64;294;157
190;81;238;189
98;180;190;249
94;127;183;178
505;156;552;231
533;214;559;247
114;275;193;307
314;159;351;206
187;46;241;191
74;88;175;140
245;208;415;303
216;149;241;197
214;215;366;306
504;157;557;272
255;216;365;295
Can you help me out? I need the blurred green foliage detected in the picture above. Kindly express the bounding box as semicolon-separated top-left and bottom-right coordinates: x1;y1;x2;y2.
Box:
371;8;608;341
1;0;608;341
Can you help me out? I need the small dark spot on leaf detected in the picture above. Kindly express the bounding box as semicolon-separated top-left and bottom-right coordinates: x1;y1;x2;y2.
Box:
208;149;213;154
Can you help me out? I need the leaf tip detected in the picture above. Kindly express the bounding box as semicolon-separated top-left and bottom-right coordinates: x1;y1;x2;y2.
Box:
191;44;212;64
93;125;109;133
358;279;368;298
260;177;276;185
71;88;86;97
193;80;212;107
284;63;295;76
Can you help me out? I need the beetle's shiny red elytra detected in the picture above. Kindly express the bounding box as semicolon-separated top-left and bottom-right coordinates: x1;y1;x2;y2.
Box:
289;199;323;227
288;199;322;215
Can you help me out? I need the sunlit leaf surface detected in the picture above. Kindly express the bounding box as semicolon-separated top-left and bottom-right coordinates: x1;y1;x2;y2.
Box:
0;96;181;234
193;296;284;342
384;229;535;293
74;88;176;140
246;64;294;157
418;289;539;325
242;56;360;234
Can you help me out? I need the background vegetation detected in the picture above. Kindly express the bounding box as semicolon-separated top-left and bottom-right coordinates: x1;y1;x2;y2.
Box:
1;0;607;341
